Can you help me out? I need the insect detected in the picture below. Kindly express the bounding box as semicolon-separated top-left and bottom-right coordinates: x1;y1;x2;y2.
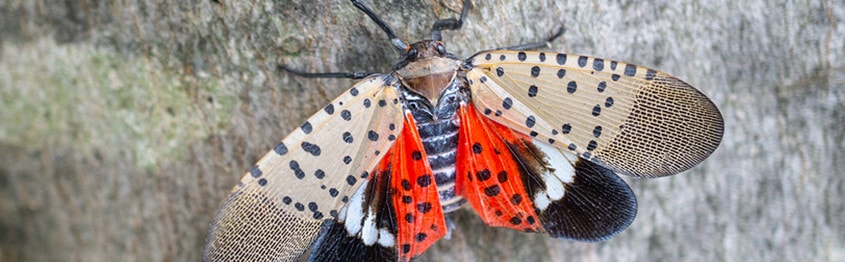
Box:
203;0;724;261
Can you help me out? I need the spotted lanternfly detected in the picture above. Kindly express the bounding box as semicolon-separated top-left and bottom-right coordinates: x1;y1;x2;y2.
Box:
203;1;724;261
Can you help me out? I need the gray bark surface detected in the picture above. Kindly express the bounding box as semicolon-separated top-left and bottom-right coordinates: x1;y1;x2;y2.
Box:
0;0;842;261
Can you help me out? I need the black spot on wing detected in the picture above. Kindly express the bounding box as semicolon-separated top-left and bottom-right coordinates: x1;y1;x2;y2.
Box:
556;53;566;65
593;59;604;71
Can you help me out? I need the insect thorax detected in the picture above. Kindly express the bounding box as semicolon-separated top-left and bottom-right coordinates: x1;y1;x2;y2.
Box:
396;42;469;213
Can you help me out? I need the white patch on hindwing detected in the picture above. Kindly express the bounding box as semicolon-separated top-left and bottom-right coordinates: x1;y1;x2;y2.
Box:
531;139;578;211
339;179;396;248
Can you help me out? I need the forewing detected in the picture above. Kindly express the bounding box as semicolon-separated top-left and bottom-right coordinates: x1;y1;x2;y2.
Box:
466;51;724;177
203;74;404;261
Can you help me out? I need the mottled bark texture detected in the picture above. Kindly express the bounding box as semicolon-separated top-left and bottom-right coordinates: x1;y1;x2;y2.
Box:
1;0;843;261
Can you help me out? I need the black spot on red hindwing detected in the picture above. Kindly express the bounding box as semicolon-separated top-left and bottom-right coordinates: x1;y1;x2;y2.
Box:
417;202;433;213
401;179;412;191
415;233;428;242
472;143;483;154
411;150;422;160
417;174;432;187
476;169;491;181
510;194;523;205
509;216;522;225
497;171;508;183
484;185;501;197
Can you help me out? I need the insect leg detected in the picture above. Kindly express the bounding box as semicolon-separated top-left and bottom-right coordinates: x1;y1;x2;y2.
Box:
430;0;472;41
350;0;409;55
279;64;375;79
495;26;566;51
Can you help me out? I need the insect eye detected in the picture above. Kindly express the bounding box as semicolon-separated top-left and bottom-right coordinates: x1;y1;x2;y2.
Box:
406;47;419;60
435;43;447;56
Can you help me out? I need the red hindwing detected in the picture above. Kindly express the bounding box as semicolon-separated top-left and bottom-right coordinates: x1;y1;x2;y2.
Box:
455;103;544;232
379;113;448;260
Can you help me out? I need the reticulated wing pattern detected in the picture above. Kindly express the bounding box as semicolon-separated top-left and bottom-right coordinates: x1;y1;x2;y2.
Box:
466;50;724;177
203;74;404;261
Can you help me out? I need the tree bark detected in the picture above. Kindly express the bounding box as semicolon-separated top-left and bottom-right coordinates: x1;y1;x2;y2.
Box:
0;0;842;261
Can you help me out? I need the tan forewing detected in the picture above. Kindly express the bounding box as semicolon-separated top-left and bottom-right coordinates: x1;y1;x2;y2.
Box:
466;51;723;177
204;74;405;261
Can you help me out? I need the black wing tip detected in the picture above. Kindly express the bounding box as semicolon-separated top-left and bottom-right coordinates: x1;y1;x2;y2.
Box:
539;158;638;242
308;220;398;262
